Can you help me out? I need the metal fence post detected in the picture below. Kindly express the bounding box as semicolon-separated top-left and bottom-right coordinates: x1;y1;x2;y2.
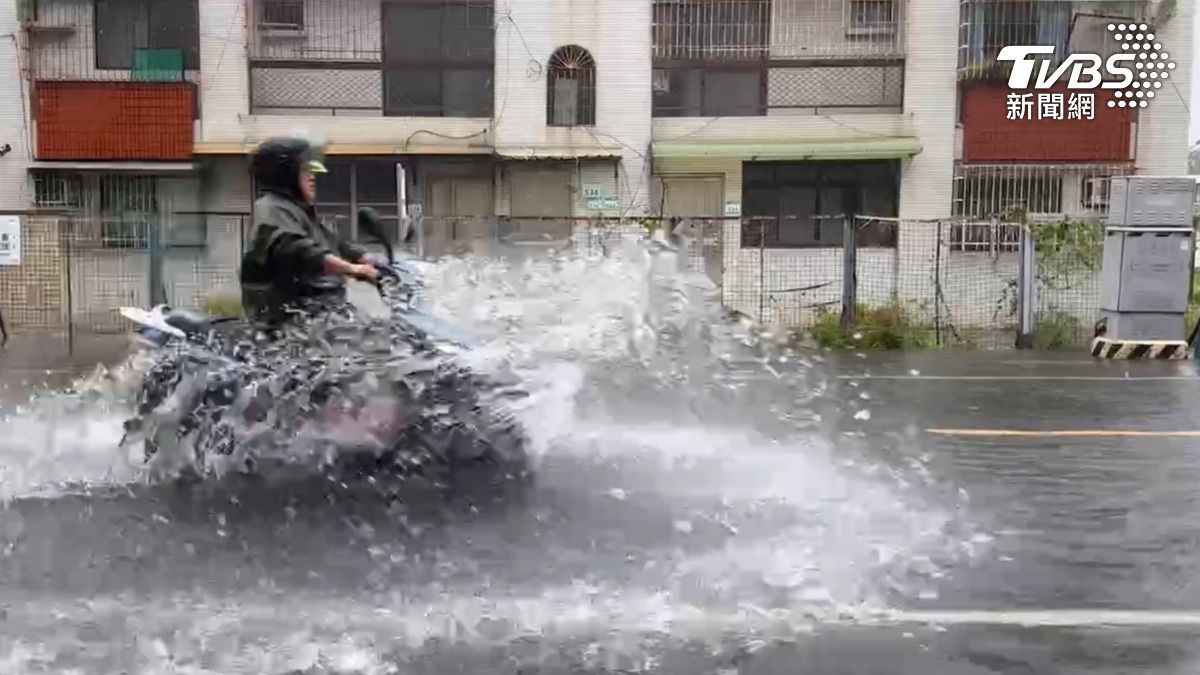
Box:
1016;224;1036;349
841;216;857;331
934;221;942;346
149;209;166;306
756;219;766;324
63;218;75;357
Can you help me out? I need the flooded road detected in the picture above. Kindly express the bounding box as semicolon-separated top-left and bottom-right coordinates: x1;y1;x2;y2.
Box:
2;249;1200;673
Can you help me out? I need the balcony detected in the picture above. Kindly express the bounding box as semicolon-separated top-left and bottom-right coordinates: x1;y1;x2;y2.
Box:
958;0;1149;80
248;0;494;118
959;81;1134;163
651;0;906;117
23;0;199;161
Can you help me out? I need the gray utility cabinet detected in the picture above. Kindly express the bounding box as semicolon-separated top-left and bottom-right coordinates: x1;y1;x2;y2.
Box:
1096;176;1197;343
1108;176;1197;228
1097;309;1186;342
1099;228;1193;313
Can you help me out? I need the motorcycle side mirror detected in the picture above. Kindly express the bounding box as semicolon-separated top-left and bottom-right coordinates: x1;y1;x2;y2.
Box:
357;207;394;265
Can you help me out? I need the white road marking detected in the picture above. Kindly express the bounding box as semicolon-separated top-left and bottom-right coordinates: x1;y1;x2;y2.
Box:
873;609;1200;628
837;375;1197;382
927;429;1200;438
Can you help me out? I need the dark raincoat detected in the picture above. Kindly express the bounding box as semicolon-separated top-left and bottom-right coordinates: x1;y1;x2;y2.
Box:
239;138;366;328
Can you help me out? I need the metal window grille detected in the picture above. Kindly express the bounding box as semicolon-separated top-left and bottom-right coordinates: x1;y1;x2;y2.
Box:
949;163;1132;252
261;0;304;29
547;45;596;126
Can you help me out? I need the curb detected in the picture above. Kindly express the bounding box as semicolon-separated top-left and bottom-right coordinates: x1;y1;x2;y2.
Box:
1090;337;1190;360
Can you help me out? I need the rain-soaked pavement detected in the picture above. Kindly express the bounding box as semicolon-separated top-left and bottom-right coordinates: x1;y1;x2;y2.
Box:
4;253;1200;672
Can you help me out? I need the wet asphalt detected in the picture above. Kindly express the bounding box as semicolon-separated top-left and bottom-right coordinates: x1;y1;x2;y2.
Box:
3;350;1200;673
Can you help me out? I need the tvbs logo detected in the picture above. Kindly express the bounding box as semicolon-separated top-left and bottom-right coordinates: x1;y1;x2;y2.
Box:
998;22;1175;105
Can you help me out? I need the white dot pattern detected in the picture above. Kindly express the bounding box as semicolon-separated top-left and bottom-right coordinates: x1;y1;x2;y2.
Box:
1109;23;1174;101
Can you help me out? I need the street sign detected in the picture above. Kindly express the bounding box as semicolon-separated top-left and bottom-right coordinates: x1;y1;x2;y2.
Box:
0;216;20;266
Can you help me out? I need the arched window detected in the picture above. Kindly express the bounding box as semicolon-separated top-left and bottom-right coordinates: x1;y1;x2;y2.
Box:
547;45;596;127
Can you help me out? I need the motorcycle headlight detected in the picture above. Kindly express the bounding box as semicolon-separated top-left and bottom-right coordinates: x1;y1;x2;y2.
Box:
135;326;173;349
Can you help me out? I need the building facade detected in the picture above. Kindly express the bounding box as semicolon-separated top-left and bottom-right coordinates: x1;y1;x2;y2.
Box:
0;0;1193;331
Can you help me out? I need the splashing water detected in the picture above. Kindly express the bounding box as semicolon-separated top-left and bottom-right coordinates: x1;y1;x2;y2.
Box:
0;234;990;672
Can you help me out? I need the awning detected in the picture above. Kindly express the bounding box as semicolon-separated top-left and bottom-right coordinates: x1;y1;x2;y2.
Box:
30;161;197;172
495;146;622;160
193;142;492;155
651;137;922;162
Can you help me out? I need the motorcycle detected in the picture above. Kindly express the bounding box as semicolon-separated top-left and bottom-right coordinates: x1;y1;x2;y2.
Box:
117;209;533;490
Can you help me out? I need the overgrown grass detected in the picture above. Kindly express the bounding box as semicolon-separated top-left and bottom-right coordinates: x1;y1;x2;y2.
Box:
204;294;244;318
807;303;931;350
1034;311;1082;350
1186;272;1200;340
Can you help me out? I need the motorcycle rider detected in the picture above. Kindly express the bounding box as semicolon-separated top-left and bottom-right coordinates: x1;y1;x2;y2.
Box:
240;136;379;330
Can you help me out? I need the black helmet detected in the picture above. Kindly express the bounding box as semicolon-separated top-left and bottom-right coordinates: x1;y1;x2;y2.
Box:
250;136;327;198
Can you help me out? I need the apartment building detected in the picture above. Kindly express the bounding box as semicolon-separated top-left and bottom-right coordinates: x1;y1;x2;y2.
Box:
0;0;1192;329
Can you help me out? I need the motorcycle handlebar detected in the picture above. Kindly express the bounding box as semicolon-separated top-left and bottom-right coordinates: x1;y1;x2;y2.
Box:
370;259;422;302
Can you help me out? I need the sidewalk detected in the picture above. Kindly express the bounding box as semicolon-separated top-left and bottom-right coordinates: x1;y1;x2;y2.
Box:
0;332;132;403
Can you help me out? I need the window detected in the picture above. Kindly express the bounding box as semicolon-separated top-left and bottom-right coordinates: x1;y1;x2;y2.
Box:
32;172;84;209
314;160;404;242
547;46;596;126
652;67;762;117
381;1;494;117
652;0;768;117
95;0;200;71
954;174;1063;220
652;0;770;61
261;0;304;29
950;173;1062;253
31;172;211;250
981;1;1038;58
1081;177;1111;209
99;175;156;249
740;161;899;249
846;0;897;37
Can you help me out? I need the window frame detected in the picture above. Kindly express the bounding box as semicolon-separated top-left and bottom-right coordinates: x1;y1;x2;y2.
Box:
651;0;769;118
380;0;496;118
260;0;305;30
739;160;900;250
93;0;201;71
546;45;597;127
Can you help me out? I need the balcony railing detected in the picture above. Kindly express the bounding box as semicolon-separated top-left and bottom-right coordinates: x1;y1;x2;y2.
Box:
247;0;495;117
652;0;906;61
957;0;1149;79
23;0;200;84
22;0;199;161
651;0;906;116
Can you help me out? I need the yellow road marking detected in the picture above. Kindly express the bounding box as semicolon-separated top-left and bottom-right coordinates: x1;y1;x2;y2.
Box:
928;429;1200;438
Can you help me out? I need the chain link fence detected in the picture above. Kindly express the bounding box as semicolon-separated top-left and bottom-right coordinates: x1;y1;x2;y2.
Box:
0;209;1127;362
0;210;248;363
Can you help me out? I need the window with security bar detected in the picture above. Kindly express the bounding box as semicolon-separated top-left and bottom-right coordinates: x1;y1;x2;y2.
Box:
547;46;596;126
381;1;495;117
959;0;1146;74
652;0;903;115
950;173;1061;253
248;0;494;117
846;0;897;37
652;0;769;117
31;172;205;250
94;0;200;72
950;167;1126;252
261;0;304;29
